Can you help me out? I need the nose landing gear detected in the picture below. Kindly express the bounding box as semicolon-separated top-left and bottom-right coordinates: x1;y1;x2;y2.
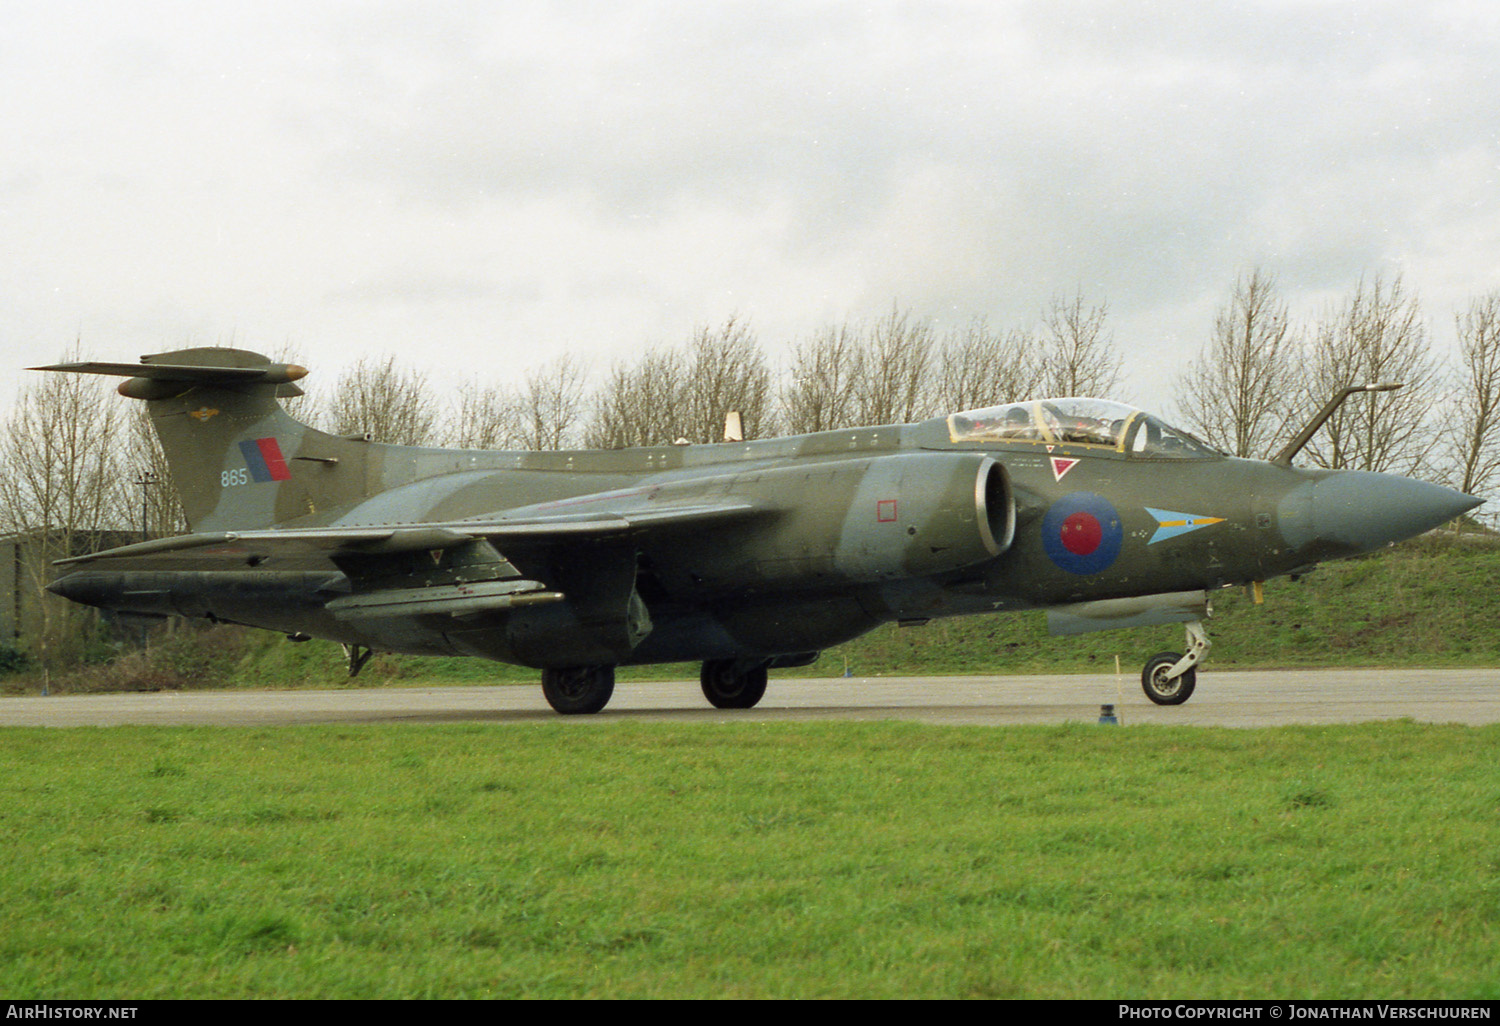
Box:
1141;620;1210;705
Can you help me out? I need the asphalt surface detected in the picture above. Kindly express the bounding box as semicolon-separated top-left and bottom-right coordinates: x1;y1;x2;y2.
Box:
4;668;1498;727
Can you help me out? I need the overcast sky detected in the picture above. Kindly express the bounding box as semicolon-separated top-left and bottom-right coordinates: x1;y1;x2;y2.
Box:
4;0;1499;415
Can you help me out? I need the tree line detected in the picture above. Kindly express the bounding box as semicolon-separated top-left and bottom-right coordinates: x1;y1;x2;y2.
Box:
305;274;1499;493
3;274;1499;664
311;295;1125;450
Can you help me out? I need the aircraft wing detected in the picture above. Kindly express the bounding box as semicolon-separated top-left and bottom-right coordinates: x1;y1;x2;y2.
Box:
54;499;762;567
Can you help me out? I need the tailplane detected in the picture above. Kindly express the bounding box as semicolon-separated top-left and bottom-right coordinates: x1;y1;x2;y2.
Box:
35;348;371;531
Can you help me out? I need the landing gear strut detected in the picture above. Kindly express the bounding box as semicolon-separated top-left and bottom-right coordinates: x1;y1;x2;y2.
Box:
342;643;374;678
700;659;769;709
541;665;616;715
1141;620;1210;706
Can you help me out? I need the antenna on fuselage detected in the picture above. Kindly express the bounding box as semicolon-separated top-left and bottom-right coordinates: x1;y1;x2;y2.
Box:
723;411;744;443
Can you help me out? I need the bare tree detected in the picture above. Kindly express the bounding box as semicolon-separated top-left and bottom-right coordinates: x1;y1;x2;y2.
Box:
932;319;1044;412
514;355;590;450
1443;292;1500;503
322;355;439;446
1173;269;1298;458
1040;289;1124;398
678;318;775;443
780;322;866;434
125;406;188;537
444;356;591;451
0;352;128;666
857;305;938;426
585;346;689;449
448;381;520;450
1296;274;1436;474
0;363;127;538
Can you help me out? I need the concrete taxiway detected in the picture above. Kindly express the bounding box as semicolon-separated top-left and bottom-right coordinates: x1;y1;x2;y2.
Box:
3;668;1498;727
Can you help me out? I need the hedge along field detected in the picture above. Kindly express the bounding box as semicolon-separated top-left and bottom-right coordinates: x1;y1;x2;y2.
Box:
2;721;1497;999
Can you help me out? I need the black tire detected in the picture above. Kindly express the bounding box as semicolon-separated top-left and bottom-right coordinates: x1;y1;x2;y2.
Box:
700;660;769;709
541;665;615;715
1141;651;1196;705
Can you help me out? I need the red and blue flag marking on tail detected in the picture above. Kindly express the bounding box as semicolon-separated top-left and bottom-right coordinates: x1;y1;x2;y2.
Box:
238;437;291;482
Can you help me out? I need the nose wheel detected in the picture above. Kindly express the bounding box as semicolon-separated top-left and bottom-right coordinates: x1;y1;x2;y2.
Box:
1142;652;1196;704
1141;620;1210;706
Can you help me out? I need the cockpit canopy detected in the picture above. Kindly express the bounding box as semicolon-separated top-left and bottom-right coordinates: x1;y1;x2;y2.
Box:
946;398;1219;459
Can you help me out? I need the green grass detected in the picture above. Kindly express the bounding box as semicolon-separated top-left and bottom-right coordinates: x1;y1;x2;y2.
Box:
2;722;1497;998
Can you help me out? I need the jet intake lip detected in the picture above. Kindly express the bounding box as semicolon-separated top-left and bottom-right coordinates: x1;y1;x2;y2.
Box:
974;457;1015;556
1278;470;1481;555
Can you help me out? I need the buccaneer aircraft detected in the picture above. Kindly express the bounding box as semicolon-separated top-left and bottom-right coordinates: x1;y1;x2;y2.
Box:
39;348;1479;713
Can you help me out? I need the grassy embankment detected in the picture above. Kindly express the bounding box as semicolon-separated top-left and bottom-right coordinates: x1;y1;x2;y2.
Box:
8;532;1499;694
3;721;1497;998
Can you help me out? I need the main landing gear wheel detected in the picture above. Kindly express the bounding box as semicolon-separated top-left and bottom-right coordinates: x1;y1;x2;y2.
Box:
1141;651;1197;706
700;659;769;709
541;665;615;715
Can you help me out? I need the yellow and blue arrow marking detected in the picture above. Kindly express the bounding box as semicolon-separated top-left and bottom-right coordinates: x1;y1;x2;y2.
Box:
1145;507;1225;544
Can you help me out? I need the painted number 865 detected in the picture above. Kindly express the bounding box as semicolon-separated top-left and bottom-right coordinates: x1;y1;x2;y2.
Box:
221;468;250;487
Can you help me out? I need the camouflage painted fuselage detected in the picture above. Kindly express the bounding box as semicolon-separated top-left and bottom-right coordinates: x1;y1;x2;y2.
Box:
46;349;1477;672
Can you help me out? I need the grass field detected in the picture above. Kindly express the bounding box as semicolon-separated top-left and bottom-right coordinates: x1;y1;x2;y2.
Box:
3;721;1497;999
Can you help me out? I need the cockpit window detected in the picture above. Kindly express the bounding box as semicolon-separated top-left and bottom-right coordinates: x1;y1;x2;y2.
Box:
947;399;1218;459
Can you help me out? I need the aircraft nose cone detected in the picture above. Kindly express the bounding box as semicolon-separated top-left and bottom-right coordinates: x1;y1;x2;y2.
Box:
47;571;123;609
48;572;97;605
1278;471;1481;555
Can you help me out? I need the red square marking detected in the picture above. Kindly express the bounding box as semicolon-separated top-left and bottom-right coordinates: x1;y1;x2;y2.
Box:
877;499;898;523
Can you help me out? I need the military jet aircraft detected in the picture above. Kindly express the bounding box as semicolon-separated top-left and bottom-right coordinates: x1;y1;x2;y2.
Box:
40;347;1479;713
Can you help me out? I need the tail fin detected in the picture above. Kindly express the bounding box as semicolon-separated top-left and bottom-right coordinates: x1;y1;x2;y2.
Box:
36;348;371;531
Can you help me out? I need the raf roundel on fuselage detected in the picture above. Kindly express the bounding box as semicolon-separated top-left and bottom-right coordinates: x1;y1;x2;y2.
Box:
946;398;1221;459
1041;491;1124;575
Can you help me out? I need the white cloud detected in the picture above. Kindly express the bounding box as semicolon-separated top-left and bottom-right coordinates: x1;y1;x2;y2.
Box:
3;0;1498;415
